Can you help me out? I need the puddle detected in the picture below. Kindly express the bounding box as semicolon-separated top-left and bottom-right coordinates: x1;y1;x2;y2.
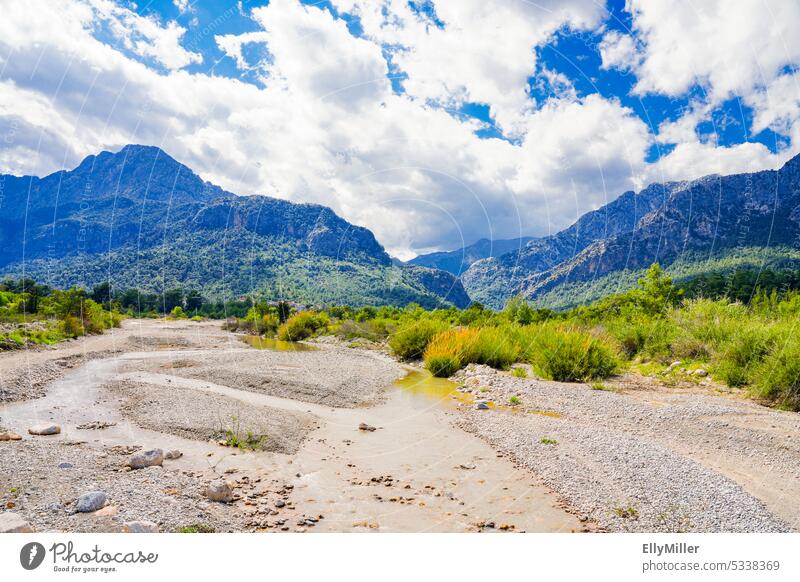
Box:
240;335;317;352
393;369;473;406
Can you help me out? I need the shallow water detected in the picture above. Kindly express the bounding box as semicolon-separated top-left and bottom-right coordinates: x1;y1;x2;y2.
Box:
240;335;317;351
392;368;472;406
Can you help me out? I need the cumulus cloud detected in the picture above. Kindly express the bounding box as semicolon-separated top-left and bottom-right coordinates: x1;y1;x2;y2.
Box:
1;0;799;259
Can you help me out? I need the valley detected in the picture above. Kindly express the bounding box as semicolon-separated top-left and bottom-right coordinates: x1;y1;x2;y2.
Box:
1;319;796;533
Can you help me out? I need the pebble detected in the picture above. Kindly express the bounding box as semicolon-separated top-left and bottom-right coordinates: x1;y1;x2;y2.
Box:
164;450;183;460
28;424;61;436
128;449;164;469
0;431;23;441
358;423;376;432
204;479;233;502
75;491;107;513
475;400;490;410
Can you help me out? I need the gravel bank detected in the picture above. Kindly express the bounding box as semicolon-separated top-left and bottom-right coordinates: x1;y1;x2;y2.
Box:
106;379;319;454
155;346;404;408
0;351;118;405
0;440;248;533
450;365;795;532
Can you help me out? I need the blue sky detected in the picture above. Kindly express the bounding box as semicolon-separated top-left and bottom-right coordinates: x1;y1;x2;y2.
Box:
2;0;799;258
123;0;789;159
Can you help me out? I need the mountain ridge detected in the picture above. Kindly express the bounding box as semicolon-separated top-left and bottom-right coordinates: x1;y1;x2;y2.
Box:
0;145;470;309
462;154;800;308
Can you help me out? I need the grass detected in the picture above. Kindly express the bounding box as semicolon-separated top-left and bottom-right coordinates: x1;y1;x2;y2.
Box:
590;381;610;391
612;506;639;519
178;523;215;533
540;437;558;445
509;395;521;405
511;367;528;378
388;319;448;360
277;311;329;341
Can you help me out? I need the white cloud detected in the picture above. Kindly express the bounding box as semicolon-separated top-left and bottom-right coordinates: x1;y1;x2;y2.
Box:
331;0;607;136
2;0;799;260
599;31;640;72
89;0;202;70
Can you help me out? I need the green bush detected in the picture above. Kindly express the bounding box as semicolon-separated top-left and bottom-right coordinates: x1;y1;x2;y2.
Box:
752;336;800;409
389;319;449;360
277;311;330;341
523;324;619;382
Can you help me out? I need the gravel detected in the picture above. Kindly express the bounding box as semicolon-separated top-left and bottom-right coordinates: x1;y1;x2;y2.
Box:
449;364;796;532
0;351;118;404
152;346;404;408
107;379;319;454
0;440;249;532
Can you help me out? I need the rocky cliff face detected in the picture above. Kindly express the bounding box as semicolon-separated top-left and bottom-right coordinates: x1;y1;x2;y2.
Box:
407;236;534;275
0;145;469;308
462;155;800;308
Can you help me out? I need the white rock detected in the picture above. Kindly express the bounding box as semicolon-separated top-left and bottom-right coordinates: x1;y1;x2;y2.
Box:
28;423;61;436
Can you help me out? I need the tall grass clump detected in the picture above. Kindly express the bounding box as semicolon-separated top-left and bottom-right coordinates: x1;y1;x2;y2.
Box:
751;334;800;410
423;328;476;377
423;326;521;377
388;319;449;360
516;323;619;382
277;311;329;341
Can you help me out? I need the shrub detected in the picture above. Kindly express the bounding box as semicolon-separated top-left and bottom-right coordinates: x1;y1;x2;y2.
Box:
389;319;449;360
524;324;619;382
60;314;84;338
423;328;477;377
170;306;187;319
277;311;329;341
713;326;776;387
752;336;800;410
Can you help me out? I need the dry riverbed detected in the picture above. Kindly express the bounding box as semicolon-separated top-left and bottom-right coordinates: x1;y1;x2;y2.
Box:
1;319;797;533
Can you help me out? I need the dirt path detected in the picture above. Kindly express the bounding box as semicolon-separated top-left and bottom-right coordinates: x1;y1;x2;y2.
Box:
0;320;583;533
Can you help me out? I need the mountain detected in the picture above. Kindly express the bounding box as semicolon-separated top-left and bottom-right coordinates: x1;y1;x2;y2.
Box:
0;145;470;309
407;236;534;275
463;154;800;309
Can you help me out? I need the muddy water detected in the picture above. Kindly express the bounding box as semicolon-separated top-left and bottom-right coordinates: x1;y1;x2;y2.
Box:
240;335;316;351
0;343;584;532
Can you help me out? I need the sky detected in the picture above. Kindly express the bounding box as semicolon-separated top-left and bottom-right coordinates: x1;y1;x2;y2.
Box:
1;0;800;259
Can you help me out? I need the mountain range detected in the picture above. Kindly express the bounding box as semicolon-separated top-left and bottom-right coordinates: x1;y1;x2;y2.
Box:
459;153;800;308
3;144;800;312
0;145;470;309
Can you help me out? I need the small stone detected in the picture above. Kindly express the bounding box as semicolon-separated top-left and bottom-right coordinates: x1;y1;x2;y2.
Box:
204;479;233;502
58;462;73;469
694;369;708;377
94;505;118;517
28;423;61;436
164;450;183;460
127;449;164;469
275;500;286;508
358;423;376;432
459;463;476;470
475;400;490;410
0;512;34;533
123;520;159;533
0;431;23;441
75;491;107;513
